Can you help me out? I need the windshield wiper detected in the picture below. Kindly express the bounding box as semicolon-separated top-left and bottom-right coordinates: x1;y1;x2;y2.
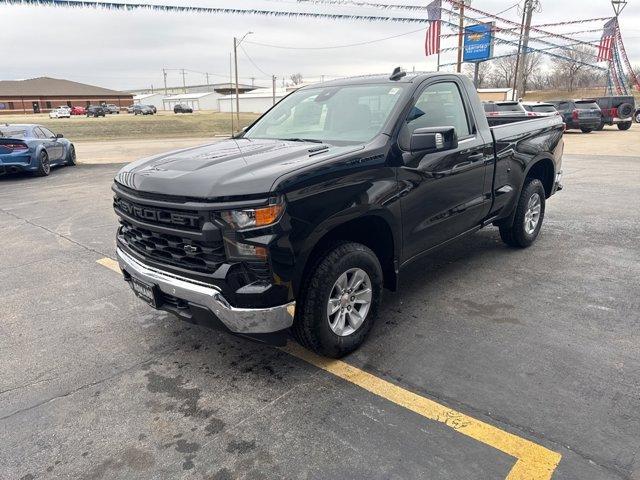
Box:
280;137;324;144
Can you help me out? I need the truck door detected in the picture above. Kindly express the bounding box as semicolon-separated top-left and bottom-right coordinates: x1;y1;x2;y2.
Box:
398;80;491;262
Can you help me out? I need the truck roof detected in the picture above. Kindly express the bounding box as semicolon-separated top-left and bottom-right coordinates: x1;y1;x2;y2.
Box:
299;71;443;88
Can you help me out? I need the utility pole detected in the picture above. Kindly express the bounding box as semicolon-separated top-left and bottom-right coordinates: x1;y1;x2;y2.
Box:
272;75;276;105
250;77;255;87
233;37;240;131
515;0;536;100
229;52;234;135
456;0;466;73
233;32;253;132
162;69;168;95
180;69;187;94
205;72;210;88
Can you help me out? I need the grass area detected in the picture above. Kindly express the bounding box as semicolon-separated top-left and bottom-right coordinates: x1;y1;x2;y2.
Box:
0;111;260;142
524;88;640;102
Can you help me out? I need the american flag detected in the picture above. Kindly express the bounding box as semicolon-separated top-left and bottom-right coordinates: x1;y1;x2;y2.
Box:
597;18;617;62
425;0;442;57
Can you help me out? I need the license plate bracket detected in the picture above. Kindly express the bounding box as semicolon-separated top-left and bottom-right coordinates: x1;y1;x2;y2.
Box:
131;277;159;308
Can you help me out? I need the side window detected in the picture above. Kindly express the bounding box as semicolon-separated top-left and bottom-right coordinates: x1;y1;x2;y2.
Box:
407;82;471;138
36;127;54;138
34;128;46;139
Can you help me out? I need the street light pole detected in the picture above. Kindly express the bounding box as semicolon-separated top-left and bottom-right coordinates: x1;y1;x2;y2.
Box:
233;31;253;132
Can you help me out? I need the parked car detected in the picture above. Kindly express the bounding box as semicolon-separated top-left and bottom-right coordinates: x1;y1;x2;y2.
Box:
86;106;106;117
112;71;564;357
591;96;635;130
550;100;602;133
0;124;76;177
71;106;86;115
146;104;157;114
174;103;193;114
483;101;527;117
635;108;640;124
522;102;560;117
49;107;71;119
104;104;120;114
133;105;154;116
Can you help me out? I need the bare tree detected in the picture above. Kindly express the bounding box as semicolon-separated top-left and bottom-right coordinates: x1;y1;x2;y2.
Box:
488;52;518;88
551;46;597;92
463;62;492;88
289;73;303;85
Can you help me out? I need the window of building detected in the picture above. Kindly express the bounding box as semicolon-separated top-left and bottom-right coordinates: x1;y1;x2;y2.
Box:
46;101;52;109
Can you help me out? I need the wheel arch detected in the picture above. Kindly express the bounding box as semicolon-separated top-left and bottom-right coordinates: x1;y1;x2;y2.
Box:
524;155;555;198
295;212;399;295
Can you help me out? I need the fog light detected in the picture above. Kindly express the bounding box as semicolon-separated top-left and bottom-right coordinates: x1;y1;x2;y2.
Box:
224;238;267;260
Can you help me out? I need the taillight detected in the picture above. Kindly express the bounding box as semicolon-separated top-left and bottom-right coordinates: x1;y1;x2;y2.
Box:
611;107;618;118
2;143;28;151
572;109;579;120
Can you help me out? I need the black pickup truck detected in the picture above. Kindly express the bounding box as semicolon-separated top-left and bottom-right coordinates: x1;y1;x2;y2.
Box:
112;71;564;357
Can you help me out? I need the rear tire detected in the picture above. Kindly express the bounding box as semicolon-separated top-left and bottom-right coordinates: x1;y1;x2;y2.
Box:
618;122;632;131
293;242;383;358
499;178;546;248
35;151;50;177
580;128;592;133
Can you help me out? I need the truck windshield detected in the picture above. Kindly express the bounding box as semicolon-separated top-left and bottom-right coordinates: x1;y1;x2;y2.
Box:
245;84;406;144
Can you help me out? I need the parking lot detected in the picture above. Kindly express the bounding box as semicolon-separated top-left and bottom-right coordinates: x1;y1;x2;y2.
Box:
1;129;639;480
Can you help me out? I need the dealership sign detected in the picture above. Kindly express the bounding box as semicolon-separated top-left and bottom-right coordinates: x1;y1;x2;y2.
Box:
463;23;494;63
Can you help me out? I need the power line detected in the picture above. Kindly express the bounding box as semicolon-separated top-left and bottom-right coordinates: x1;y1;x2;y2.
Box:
238;44;272;79
245;26;425;50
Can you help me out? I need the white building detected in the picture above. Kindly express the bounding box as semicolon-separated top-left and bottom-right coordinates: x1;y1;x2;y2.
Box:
218;88;289;114
163;92;223;112
133;93;165;110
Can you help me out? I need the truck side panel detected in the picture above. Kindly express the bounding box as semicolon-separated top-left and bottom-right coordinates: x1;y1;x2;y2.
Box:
488;117;564;221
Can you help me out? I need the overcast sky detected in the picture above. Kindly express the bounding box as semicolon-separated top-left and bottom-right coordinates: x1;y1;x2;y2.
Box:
1;0;638;91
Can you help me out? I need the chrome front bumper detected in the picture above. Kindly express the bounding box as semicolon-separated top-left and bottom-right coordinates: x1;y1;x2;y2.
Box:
116;247;295;334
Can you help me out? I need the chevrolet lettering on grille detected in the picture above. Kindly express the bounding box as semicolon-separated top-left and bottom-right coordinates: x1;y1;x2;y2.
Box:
114;197;200;229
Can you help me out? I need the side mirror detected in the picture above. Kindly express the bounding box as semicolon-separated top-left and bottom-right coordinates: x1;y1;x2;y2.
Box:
56;133;64;138
409;127;458;153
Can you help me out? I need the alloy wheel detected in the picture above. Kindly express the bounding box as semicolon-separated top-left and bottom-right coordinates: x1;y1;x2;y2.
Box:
327;268;372;336
524;193;541;235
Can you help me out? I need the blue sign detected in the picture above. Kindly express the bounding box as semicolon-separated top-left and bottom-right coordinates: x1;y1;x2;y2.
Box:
463;23;494;63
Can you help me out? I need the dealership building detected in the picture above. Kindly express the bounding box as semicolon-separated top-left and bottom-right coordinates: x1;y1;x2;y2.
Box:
0;77;133;115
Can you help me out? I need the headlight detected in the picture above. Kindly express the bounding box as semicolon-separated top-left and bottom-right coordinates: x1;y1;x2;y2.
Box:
220;201;284;230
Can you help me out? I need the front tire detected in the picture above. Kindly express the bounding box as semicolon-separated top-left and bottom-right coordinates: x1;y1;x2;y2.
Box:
65;145;76;166
596;122;605;131
293;242;383;358
499;178;546;248
580;128;592;133
35;151;51;177
618;122;632;131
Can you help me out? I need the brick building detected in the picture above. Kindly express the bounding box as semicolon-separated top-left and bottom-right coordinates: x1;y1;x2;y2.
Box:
0;77;134;115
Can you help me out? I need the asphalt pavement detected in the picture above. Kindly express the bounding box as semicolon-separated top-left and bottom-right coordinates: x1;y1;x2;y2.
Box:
1;154;638;480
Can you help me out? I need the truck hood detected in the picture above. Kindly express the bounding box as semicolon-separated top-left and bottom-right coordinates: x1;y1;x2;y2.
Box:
114;138;362;199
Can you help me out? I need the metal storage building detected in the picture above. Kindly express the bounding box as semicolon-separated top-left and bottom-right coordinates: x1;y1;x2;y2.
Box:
217;89;288;114
162;92;223;112
133;93;166;110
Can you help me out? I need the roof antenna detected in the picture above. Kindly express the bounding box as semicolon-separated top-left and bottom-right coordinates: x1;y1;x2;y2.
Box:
389;67;406;81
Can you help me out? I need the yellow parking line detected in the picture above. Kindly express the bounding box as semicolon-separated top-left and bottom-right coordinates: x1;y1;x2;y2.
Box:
97;257;561;479
283;342;561;480
96;257;120;273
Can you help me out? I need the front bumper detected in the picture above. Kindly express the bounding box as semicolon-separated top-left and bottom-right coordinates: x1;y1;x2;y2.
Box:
116;247;295;335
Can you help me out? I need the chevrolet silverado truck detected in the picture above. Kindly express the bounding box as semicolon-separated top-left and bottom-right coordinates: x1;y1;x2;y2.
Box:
112;71;564;357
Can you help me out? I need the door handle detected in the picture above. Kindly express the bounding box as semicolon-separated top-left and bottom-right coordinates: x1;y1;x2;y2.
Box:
468;153;484;161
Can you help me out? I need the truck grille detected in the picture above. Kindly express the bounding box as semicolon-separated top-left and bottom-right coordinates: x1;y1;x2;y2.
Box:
118;221;226;274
